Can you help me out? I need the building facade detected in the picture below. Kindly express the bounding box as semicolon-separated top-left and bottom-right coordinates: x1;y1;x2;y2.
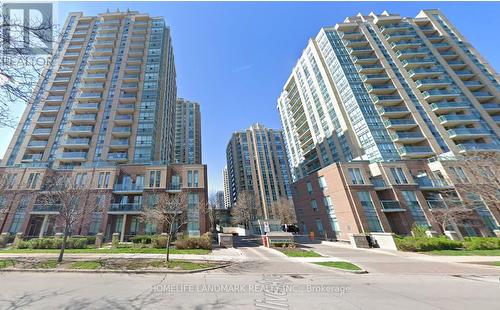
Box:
223;166;231;209
0;11;208;240
174;98;202;164
279;10;500;239
226;124;293;220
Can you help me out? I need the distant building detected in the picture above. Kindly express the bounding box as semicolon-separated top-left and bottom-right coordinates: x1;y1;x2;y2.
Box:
215;190;225;209
226;123;293;220
223;166;231;209
174;98;202;164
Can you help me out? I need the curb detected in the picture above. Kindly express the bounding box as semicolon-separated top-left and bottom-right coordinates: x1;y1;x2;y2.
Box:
309;262;369;274
0;263;231;274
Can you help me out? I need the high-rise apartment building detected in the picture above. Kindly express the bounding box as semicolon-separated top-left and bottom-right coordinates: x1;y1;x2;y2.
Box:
278;10;500;240
174;98;202;164
226;124;293;220
0;11;208;240
223;166;231;209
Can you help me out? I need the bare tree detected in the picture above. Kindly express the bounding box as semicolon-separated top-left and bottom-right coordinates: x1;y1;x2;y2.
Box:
40;174;100;262
231;191;256;229
270;197;296;225
0;172;18;232
140;191;188;262
0;10;56;127
430;152;500;235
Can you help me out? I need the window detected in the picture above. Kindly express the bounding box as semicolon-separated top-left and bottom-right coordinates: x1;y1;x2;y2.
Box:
187;171;193;187
306;182;313;195
311;199;318;212
98;172;105;188
357;191;383;232
193;171;199;187
26;173;40;189
348;168;364;184
75;173;87;187
323;196;340;233
316;219;325;237
149;170;161;187
390;167;408;184
88;213;102;235
449;166;469;183
318;176;327;190
187;193;200;235
401;191;429;227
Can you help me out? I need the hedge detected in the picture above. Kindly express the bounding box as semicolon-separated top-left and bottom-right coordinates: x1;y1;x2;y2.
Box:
394;236;463;252
175;233;212;250
16;237;88;249
463;237;500;250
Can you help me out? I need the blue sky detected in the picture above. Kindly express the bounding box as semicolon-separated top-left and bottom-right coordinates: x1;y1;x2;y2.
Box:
1;1;499;193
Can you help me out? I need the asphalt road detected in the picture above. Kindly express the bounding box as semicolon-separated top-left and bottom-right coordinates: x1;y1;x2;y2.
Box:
0;238;499;310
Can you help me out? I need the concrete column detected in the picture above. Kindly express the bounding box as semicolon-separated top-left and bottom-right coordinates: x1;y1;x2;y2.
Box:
120;214;127;242
39;215;49;238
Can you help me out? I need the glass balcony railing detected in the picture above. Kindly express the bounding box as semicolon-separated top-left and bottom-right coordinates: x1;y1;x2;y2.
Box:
113;184;144;192
33;128;52;135
416;177;451;188
457;143;499;152
380;200;404;211
61;152;87;159
398;146;434;155
108;153;128;160
64;138;90;145
447;128;489;137
384;119;416;126
438;115;480;123
108;203;143;213
28;141;48;147
69;126;93;132
390;132;424;140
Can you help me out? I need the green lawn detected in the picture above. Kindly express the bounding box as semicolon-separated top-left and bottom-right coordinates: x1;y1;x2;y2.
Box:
313;261;362;271
280;249;322;257
423;249;500;256
0;259;16;269
149;260;215;270
70;260;104;270
0;247;211;255
33;260;58;269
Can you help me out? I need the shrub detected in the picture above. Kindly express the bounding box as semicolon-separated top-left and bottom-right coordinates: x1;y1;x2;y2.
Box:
175;233;212;250
152;235;169;249
16;237;88;249
463;237;500;250
395;236;463;252
410;224;428;238
131;235;154;245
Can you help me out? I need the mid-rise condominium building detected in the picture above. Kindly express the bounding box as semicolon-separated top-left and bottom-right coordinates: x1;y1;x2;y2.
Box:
0;11;208;241
226;124;293;220
174;98;202;164
278;10;500;240
223;166;231;209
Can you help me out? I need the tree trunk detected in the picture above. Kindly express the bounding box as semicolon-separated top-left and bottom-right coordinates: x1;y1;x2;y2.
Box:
166;233;171;262
58;227;69;263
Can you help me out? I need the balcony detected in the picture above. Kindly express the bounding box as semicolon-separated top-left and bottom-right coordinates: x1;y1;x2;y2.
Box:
67;45;82;51
132;27;147;34
398;146;434;157
108;203;143;214
62;138;90;149
63;52;80;59
454;70;475;79
379;24;412;34
493;115;500;123
92;48;113;56
114;114;133;124
401;58;435;69
27;140;48;150
438;114;480;126
371;178;389;190
77;93;102;102
48;86;67;94
380;200;405;212
361;74;390;83
82;73;106;81
457;143;500;152
366;83;397;94
471;91;495;102
352;55;378;64
59;151;87;162
355;64;384;74
166;184;182;193
448;60;467;69
22;153;43;162
124;65;141;72
347;47;373;56
430;101;469;113
385;32;416;42
108;152;128;162
37;116;56;124
109;139;129;149
339;31;363;39
117;104;135;113
426;35;443;43
395;49;428;59
422;89;461;101
447;128;490;140
95;33;116;39
440;51;459;59
427;200;447;210
416;177;452;190
32;128;52;136
112;126;131;137
113;184;144;194
94;40;114;48
414;78;452;90
383;119;417;130
74;103;99;112
31;204;60;215
462;80;483;90
371;95;403;106
80;83;104;91
407;68;443;79
70;114;97;124
68;125;93;136
377;106;410;117
390;131;426;143
481;103;500;113
121;83;138;90
123;74;140;81
390;40;421;50
433;42;451;50
89;56;111;64
343;38;368;47
45;96;64;104
119;93;136;103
